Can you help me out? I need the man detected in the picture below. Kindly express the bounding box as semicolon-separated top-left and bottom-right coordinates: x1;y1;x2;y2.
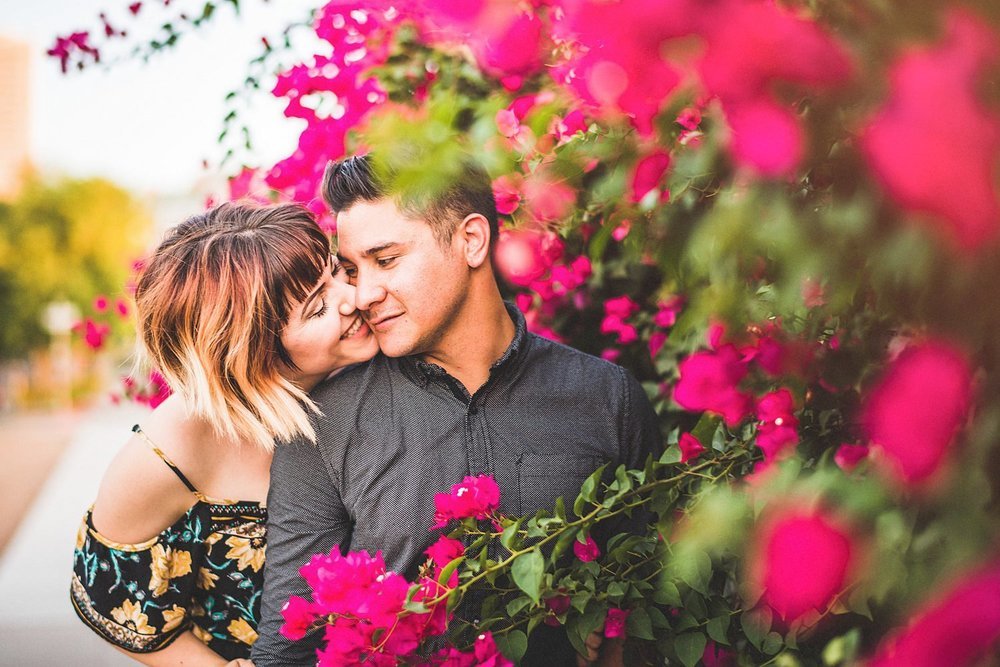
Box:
252;153;661;666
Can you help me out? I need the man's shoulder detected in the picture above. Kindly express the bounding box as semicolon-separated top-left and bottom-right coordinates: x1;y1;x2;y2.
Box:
310;354;396;403
525;332;628;380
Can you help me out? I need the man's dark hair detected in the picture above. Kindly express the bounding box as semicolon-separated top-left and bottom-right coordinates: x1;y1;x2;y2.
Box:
322;153;499;249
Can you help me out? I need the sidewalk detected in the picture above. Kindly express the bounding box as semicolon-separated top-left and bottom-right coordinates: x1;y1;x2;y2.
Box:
0;402;144;666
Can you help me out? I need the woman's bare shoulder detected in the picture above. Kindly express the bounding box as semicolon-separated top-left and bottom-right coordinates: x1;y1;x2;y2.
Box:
90;396;207;544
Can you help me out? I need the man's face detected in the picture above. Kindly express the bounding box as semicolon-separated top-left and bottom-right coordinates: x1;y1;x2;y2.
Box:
336;198;469;358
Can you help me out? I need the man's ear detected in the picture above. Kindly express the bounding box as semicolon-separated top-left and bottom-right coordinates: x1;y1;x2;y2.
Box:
457;213;492;269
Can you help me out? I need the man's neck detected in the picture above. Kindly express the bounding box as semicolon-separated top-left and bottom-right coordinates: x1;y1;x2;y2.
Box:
420;292;515;396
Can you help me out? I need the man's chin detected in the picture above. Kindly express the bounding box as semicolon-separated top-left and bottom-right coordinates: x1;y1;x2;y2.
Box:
373;335;417;359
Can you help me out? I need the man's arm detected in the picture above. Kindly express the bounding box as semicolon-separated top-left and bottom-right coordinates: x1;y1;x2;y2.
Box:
252;438;352;667
619;367;662;470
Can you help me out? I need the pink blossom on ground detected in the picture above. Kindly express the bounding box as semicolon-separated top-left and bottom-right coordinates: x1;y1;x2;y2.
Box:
861;10;1000;252
755;388;799;463
866;559;1000;667
604;608;631;638
630;150;672;203
834;443;870;472
748;508;855;623
431;475;501;528
679;433;706;463
573;534;600;562
673;345;754;426
279;596;316;641
863;340;974;486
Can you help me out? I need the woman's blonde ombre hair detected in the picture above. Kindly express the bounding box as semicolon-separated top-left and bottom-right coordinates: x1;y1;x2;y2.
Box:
134;201;330;451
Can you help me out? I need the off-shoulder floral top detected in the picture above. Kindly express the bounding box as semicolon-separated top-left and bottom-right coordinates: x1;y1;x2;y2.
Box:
71;426;267;660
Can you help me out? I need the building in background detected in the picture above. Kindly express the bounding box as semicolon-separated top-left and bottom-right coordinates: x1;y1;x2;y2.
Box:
0;36;31;200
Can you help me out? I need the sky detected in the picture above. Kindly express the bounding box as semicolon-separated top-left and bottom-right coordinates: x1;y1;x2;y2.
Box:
2;0;320;197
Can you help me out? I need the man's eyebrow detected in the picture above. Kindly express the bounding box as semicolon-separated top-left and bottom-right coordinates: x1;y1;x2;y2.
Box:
361;242;400;257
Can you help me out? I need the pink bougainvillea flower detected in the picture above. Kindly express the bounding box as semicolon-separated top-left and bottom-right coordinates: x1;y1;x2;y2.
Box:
555;109;588;142
495;109;521;138
863;340;974;486
600;295;641;345
653;296;684;328
427;630;513;667
697;0;852;176
473;11;545;81
93;296;108;312
431;475;501;528
866;559;1000;667
74;318;111;350
648;331;668;360
227;166;262;201
279;595;316;641
544;594;571;626
676;107;702;132
755;388;799;463
115;298;129;318
679;433;706;463
748;508;855;623
425;535;465;583
604;607;631;638
834;443;870;472
522;172;576;223
862;10;1000;252
702;639;737;667
492;174;522;215
630;149;672;203
495;228;563;287
573;534;600;562
673;345;754;426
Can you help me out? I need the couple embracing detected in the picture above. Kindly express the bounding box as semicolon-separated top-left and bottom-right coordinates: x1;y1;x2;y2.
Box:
71;153;660;666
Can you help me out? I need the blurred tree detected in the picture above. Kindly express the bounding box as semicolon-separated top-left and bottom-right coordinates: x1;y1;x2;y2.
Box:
0;176;150;359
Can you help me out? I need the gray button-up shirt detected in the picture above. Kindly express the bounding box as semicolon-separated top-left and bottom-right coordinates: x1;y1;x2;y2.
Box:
253;305;661;666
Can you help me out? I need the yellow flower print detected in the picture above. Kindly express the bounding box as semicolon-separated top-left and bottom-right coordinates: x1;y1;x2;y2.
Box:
192;623;213;645
225;535;266;572
148;544;193;597
204;532;223;547
228;617;259;646
197;567;218;591
161;605;186;633
110;599;155;636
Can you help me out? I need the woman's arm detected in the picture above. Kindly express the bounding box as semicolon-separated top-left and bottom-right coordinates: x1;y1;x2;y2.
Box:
112;631;230;666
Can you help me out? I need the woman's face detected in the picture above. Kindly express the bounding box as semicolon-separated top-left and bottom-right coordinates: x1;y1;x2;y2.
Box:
280;258;379;390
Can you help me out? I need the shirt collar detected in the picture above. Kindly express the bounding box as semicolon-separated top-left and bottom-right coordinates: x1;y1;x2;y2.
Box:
400;301;529;389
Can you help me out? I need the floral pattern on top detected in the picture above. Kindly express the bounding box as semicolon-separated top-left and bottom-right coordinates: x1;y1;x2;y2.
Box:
70;431;267;661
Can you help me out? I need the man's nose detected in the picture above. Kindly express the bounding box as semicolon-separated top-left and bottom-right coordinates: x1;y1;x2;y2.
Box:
354;269;387;313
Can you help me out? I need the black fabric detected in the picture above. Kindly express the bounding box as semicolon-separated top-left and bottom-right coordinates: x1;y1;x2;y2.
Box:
253;303;662;666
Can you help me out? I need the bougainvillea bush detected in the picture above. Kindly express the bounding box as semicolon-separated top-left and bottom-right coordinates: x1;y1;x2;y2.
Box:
54;0;1000;664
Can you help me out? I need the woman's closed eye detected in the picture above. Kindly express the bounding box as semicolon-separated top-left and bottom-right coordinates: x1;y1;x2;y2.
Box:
310;299;328;319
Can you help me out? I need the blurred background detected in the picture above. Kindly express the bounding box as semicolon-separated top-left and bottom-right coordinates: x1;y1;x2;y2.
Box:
0;2;314;663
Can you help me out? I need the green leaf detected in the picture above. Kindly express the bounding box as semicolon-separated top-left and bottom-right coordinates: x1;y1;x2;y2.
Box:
511;550;544;605
501;518;523;552
506;596;533;617
573;463;608;516
567;601;606;657
647;605;670;629
762;631;784;655
626;607;655;641
437;556;464;587
494;630;528;663
706;615;730;645
554;495;567;521
741;608;772;651
653;578;682;606
674;632;707;667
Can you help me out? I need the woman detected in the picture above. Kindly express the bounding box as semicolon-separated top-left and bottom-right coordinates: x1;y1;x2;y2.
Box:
71;202;378;665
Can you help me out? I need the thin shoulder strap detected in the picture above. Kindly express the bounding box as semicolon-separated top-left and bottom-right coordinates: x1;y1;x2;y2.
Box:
132;424;200;494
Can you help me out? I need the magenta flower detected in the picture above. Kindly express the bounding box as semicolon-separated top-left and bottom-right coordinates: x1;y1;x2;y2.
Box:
279;596;316;641
604;607;631;638
861;10;1000;252
73;318;111;350
867;559;1000;667
652;296;684;328
425;535;465;584
492;175;522;215
573;534;601;563
115;298;129;318
648;331;668;360
863;340;974;486
544;594;572;626
755;388;799;463
678;433;706;464
93;296;108;312
600;296;641;345
426;630;513;667
748;508;855;623
630;149;672;203
495;229;562;287
834;443;870;472
431;475;502;528
495;109;520;138
673;345;754;427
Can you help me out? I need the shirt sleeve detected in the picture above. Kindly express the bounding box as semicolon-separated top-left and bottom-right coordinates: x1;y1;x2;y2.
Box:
251;437;353;667
610;367;663;537
70;510;201;653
